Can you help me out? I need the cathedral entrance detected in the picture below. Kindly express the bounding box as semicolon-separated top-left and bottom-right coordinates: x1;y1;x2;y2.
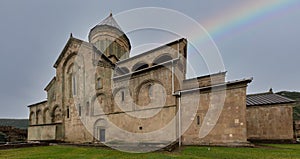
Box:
94;119;107;142
98;128;105;142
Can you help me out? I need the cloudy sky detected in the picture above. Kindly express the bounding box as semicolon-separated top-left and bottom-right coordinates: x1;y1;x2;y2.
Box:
0;0;299;118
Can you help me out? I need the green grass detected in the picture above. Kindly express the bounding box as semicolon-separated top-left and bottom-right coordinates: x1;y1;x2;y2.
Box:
0;144;300;159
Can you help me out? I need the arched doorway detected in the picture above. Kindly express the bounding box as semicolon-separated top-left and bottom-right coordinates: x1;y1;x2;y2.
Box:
94;119;107;142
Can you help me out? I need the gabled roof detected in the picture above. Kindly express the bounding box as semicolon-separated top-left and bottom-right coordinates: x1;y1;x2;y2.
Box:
53;35;115;71
44;77;56;91
27;100;47;108
97;13;123;31
246;92;295;107
116;38;186;64
53;37;83;68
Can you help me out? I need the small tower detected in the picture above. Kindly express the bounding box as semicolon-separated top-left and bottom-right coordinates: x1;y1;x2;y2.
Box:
88;13;131;61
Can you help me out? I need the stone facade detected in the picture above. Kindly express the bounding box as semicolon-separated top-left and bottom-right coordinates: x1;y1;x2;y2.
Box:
27;13;259;146
181;80;250;145
246;92;295;142
246;104;294;142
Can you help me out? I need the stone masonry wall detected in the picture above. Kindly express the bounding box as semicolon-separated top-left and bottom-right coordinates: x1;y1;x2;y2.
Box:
181;83;248;145
246;104;294;141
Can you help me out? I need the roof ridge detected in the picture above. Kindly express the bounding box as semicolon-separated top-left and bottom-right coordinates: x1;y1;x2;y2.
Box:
273;93;296;102
247;91;273;96
116;38;186;64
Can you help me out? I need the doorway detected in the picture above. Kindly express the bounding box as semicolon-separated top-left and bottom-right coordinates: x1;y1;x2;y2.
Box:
98;127;105;142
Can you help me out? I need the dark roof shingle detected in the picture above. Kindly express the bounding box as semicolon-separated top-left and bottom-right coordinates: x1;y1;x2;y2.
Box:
246;92;295;106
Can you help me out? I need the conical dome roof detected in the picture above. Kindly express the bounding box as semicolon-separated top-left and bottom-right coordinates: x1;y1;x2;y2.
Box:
97;13;123;31
88;13;131;61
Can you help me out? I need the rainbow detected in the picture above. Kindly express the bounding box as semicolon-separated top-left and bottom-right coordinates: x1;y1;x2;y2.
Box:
202;0;298;40
186;0;298;76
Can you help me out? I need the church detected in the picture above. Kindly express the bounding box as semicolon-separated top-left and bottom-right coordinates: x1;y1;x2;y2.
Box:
27;13;295;150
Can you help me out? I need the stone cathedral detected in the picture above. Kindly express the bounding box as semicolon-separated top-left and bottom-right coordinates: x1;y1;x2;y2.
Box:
27;13;295;148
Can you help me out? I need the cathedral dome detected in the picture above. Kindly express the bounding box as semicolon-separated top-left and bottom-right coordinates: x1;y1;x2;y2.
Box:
89;13;131;61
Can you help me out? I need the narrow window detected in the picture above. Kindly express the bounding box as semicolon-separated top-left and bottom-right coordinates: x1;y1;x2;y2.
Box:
121;91;125;102
72;74;76;95
52;92;56;101
96;78;102;89
197;115;200;125
78;105;81;116
100;40;104;52
86;101;90;116
66;107;70;118
148;84;153;98
69;75;72;98
113;41;117;55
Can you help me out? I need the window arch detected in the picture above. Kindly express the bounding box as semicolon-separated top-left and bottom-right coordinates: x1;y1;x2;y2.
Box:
132;62;149;72
71;73;77;96
66;64;78;98
96;77;103;89
119;67;130;75
152;54;173;66
92;94;106;116
43;108;51;124
94;119;107;142
52;106;62;122
148;84;154;99
136;81;166;108
29;112;35;125
112;87;133;112
36;110;43;125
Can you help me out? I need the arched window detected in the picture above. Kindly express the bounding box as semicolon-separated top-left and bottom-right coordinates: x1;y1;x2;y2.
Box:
36;110;43;125
96;78;102;89
121;91;125;102
93;94;106;116
152;54;173;65
137;82;166;108
132;62;149;72
118;67;130;75
29;112;35;125
148;84;154;99
53;106;62;122
43;108;51;124
100;40;104;52
67;64;77;98
72;73;77;96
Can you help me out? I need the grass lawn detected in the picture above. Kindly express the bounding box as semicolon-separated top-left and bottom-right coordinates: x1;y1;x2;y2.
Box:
0;144;300;159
